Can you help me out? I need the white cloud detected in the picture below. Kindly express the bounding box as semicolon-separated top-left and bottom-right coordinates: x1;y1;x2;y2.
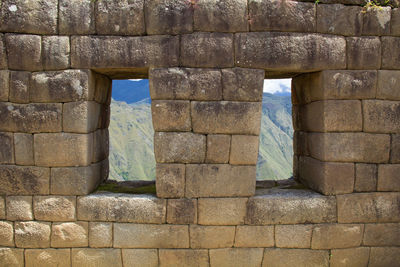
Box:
263;79;292;94
128;79;143;81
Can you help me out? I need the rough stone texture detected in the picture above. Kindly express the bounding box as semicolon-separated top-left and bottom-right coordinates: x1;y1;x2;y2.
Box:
210;248;264;267
363;100;400;133
355;163;377;192
191;101;262;135
377;70;400;100
275;225;312;248
0;0;57;34
378;164;400;191
0;196;5;219
222;68;264;102
392;8;400;35
186;164;256;197
93;129;109;162
249;0;315;32
363;223;400;246
337;192;400;223
167;199;197;224
181;33;234;68
156;164;185;198
9;71;29;103
63;101;101;133
122;249;158;267
382;37;400;69
33;196;76;221
230;135;259;165
154;132;206;163
145;0;192;35
6;196;33;221
392;134;400;163
114;224;189;248
77;193;166;223
89;222;113;248
206;135;231;163
96;0;145;35
235;226;274;248
363;7;391;36
262;248;329;267
190;225;235;248
5;34;42;71
152;100;191;131
0;70;9;101
159;249;209;267
0;248;24;267
0;35;7;69
197;198;247;225
0;132;14;164
14;221;50;248
246;190;337;225
369;247;400;267
0;165;50;195
0;221;14;246
25;249;71;267
72;249;122;267
59;0;95;34
194;0;248;32
330;247;370;267
311;224;363;249
51;222;88;247
346;37;381;70
235;32;346;71
317;4;362;36
34;133;93;167
42;36;70;70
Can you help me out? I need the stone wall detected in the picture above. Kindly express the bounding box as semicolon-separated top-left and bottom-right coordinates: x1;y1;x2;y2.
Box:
0;0;399;266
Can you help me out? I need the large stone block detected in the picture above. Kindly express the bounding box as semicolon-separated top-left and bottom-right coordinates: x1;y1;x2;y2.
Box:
42;36;70;70
197;198;247;225
392;8;400;35
0;35;7;69
0;221;14;246
159;249;209;267
6;196;33;221
122;249;158;267
25;249;71;267
152;100;191;131
156;164;185;198
0;248;24;267
114;224;189;248
14;221;51;248
275;225;312;248
191;101;261;135
377;70;400;100
9;71;29;103
0;132;14;164
51;222;88;247
369;247;400;267
392;134;400;163
63;101;101;133
311;224;363;249
337;192;400;223
0;70;9;101
210;248;264;267
355;163;377;192
59;0;95;34
5;34;42;71
363;7;391;35
382;37;400;69
330;247;370;267
14;133;33;166
93;129;109;162
246;189;337;224
235;32;346;71
347;37;381;70
230;135;259;165
77;193;166;223
181;33;234;68
167;199;197;224
363;100;400;133
186;164;256;197
317;4;362;36
234;225;274;248
378;164;400;191
33;196;76;221
206;134;231;163
190;225;235;248
89;222;112;248
222;68;264;102
262;248;329;267
363;223;400;246
72;249;122;267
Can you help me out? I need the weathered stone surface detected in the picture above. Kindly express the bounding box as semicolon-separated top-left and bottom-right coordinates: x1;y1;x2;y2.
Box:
275;225;312;248
392;134;400;163
0;132;14;164
33;196;76;221
235;32;346;71
210;248;263;267
378;164;400;191
0;70;9;101
222;68;264;102
230;135;259;165
317;4;362;36
152;100;191;131
89;222;113;248
42;36;70;70
246;189;337;224
377;70;400;100
0;35;7;69
59;0;95;34
249;0;315;32
206;135;231;163
0;196;5;219
369;247;400;267
347;37;381;70
363;100;400;133
330;247;370;267
190;225;235;248
198;198;247;225
308;132;390;163
6;196;32;221
94;73;111;104
194;0;248;32
0;248;24;267
0;165;50;195
78;193;166;223
114;224;189;248
63;101;101;133
25;249;71;267
0;221;14;246
355;163;377;192
146;0;192;34
191;101;261;135
72;249;122;267
363;223;400;246
154;132;206;163
181;33;234;68
0;0;57;34
93;129;109;162
71;36;179;68
337;192;400;223
382;37;400;69
167;199;197;224
392;8;400;35
159;249;209;267
262;248;329;267
51;222;88;247
186;164;256;197
363;7;391;36
15;221;50;248
235;226;274;247
294;132;309;156
122;249;158;267
156;164;185;198
5;34;42;71
311;224;363;249
9;71;29;103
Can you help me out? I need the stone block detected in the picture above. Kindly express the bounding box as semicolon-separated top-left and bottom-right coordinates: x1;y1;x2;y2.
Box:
392;134;400;163
159;249;209;267
42;36;70;70
330;247;370;267
77;193;166;223
363;7;391;35
275;225;312;248
186;164;256;197
194;0;248;32
235;32;346;71
9;71;29;103
363;100;400;133
63;101;101;133
25;249;71;267
151;100;191;131
377;70;400;100
190;225;235;248
355;163;377;192
6;196;32;221
181;33;234;68
71;35;179;68
230;135;259;165
34;133;93;167
234;225;274;248
145;0;192;34
246;190;337;224
347;37;381;70
154;132;206;163
311;224;363;249
51;222;88;247
222;68;264;102
317;4;362;36
363;223;400;246
262;248;329;267
210;248;264;267
0;196;4;219
191;101;262;135
59;0;95;34
369;247;400;267
0;132;14;164
93;129;109;162
89;222;113;248
94;74;111;104
0;221;14;246
249;0;315;32
114;224;189;248
0;35;6;69
382;37;400;69
0;0;57;34
378;164;400;191
392;8;400;35
0;70;9;101
0;248;24;267
5;34;42;71
72;249;122;267
293;131;308;156
337;192;400;223
33;196;76;221
122;249;158;267
156;164;185;198
0;103;62;133
308;132;390;163
198;198;247;225
206;134;231;163
14;221;50;248
13;134;33;166
167;199;197;224
0;165;50;195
